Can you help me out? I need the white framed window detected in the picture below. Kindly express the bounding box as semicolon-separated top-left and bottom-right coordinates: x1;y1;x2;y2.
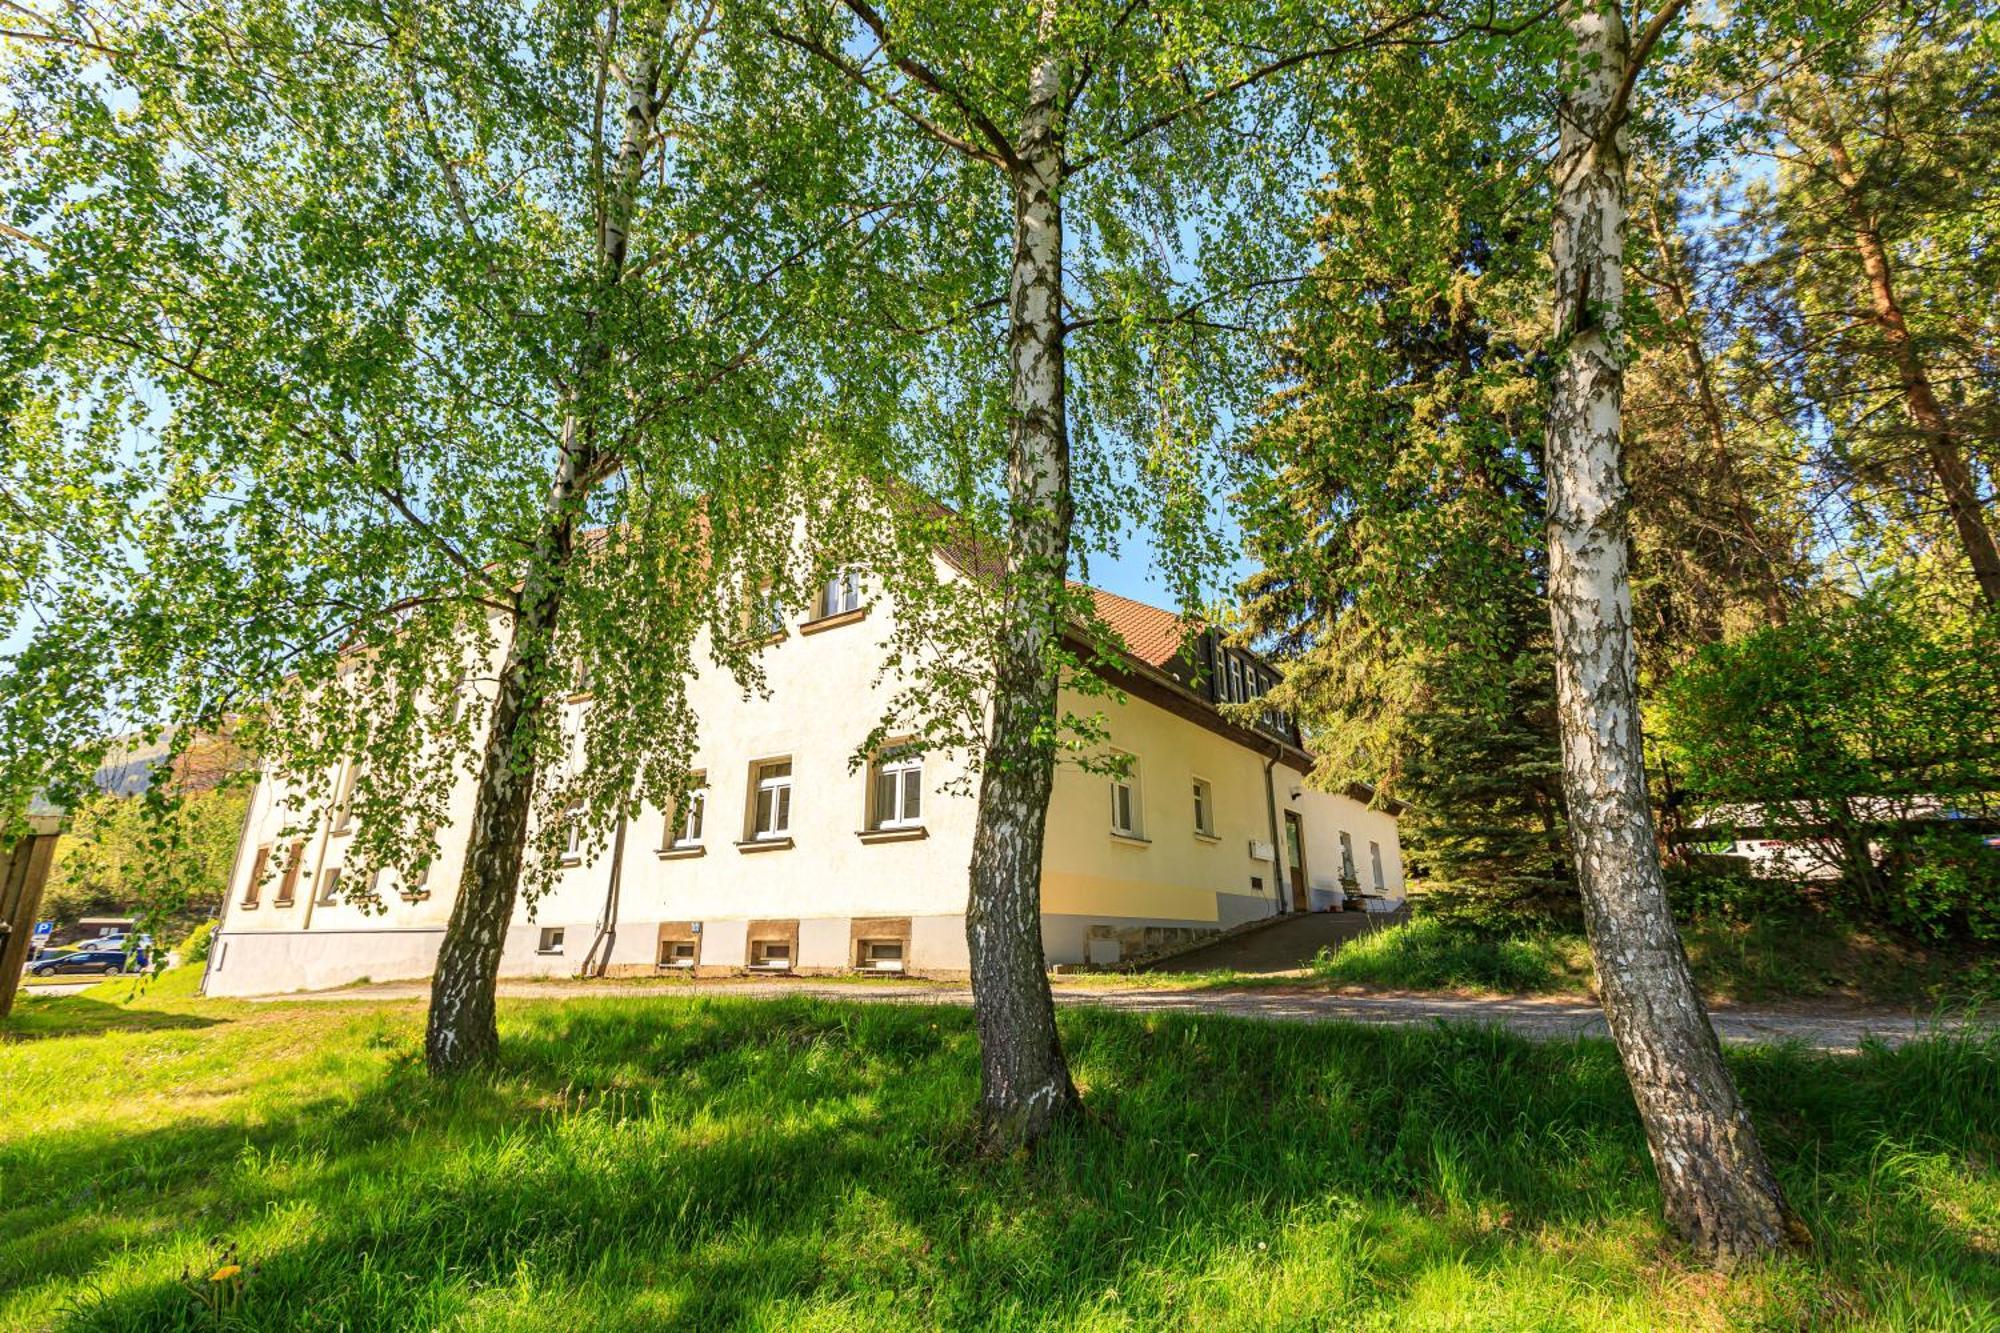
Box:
857;939;905;972
538;926;565;954
1110;753;1142;838
871;749;923;829
317;867;342;906
1370;840;1385;890
750;587;785;638
750;938;792;969
1191;777;1215;837
752;760;793;840
819;569;862;619
332;761;360;833
1340;830;1356;879
661;939;697;969
1227;655;1243;703
668;776;707;848
561;805;587;864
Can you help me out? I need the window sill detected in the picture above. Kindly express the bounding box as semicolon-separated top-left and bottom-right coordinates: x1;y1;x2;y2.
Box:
564;692;593;704
331;826;354;838
736;630;787;650
735;837;794;853
558;856;583;868
1108;831;1152;847
535;949;564;956
798;606;868;635
238;901;259;911
1193;831;1221;844
273;898;296;908
398;891;431;903
856;825;927;844
657;844;707;860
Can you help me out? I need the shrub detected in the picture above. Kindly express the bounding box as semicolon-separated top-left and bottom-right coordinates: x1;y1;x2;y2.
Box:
176;920;217;965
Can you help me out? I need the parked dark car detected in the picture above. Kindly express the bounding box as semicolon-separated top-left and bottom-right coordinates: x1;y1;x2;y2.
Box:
29;945;149;977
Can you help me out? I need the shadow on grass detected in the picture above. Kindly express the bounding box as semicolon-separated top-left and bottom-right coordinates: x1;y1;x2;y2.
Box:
1;993;223;1041
5;996;1997;1329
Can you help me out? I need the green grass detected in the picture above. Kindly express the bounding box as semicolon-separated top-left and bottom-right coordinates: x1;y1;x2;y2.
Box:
2;984;1996;1330
1309;915;2000;1006
1309;918;1597;994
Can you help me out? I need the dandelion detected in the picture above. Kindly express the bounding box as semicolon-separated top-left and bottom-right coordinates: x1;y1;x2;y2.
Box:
210;1265;242;1282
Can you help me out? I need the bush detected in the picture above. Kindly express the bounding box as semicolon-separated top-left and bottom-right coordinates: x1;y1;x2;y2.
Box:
176;919;217;965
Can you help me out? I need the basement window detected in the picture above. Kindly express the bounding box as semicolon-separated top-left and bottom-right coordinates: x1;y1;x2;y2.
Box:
538;927;565;955
856;939;905;972
660;939;697;969
750;939;793;970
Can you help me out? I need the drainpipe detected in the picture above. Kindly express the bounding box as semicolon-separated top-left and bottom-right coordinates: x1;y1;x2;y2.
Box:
1262;747;1287;916
581;810;628;978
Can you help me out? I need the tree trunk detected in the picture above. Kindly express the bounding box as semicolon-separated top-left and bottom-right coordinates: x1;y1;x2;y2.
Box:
424;30;660;1074
964;23;1083;1152
1816;114;2000;609
1545;0;1806;1267
425;500;577;1074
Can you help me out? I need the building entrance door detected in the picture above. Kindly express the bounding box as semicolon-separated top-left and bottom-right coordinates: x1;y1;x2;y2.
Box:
1283;810;1309;912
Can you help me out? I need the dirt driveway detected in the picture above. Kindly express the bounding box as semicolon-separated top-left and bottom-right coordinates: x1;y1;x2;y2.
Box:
258;976;1980;1053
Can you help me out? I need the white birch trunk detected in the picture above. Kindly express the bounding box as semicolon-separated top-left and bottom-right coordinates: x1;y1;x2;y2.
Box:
425;29;661;1074
963;11;1083;1150
1544;0;1805;1265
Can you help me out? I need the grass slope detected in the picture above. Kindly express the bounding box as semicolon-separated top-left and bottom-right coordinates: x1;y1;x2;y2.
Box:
1;985;1996;1330
1310;916;2000;1006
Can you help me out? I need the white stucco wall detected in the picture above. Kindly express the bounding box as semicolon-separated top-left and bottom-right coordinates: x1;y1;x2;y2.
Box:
208;561;1405;994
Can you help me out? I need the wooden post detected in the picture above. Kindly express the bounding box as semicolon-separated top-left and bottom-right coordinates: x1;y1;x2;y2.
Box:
1;815;64;1020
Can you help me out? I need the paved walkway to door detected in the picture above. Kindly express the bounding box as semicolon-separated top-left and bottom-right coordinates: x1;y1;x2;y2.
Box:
1147;909;1401;975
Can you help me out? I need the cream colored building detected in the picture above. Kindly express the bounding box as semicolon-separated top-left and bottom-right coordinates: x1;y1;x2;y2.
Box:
203;576;1404;996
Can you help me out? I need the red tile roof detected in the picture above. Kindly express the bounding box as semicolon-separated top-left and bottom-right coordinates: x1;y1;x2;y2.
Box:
1078;585;1199;669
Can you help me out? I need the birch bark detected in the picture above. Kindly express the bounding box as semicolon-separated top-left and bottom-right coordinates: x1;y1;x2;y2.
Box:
1543;0;1806;1265
425;31;660;1074
963;12;1084;1149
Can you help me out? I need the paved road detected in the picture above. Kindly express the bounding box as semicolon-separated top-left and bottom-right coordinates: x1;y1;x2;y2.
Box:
257;977;1981;1053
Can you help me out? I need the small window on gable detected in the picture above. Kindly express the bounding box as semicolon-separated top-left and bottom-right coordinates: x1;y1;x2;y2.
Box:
332;761;360;833
819;569;862;619
274;841;304;905
1110;753;1142;839
668;776;707;848
870;748;923;830
243;845;271;906
538;926;565;954
750;585;785;638
1191;777;1215;837
752;760;792;840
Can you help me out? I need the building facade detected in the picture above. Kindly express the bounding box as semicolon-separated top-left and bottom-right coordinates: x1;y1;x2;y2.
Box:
203;576;1404;996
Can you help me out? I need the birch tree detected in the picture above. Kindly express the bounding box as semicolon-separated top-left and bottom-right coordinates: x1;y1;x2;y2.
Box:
759;0;1514;1148
0;0;891;1071
1541;0;1813;1265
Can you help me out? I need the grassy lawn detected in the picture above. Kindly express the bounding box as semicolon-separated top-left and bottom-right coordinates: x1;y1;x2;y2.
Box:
1307;916;2000;1007
2;975;1996;1330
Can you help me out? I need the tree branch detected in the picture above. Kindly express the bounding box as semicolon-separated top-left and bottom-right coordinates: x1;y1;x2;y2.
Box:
763;20;1009;168
838;0;1022;170
1598;0;1691;145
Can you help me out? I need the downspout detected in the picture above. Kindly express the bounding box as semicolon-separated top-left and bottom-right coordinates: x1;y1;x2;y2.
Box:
1262;747;1287;916
581;810;627;978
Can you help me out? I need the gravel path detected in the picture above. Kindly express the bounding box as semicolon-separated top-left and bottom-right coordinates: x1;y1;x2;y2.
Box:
254;976;1982;1053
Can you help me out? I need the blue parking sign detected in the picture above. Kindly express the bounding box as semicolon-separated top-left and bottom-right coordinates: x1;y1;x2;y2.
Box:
32;921;51;937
